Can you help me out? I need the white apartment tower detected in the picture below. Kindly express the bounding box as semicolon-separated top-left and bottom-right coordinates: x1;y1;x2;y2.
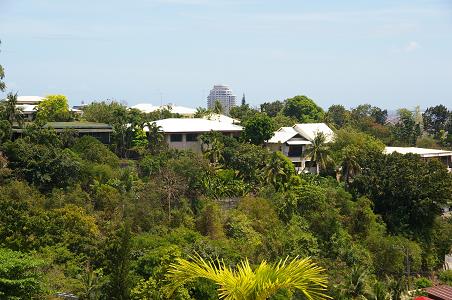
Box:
207;84;237;114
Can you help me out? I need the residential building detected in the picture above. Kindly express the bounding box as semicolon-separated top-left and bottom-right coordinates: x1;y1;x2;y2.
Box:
16;96;44;121
202;113;240;124
16;96;82;120
266;123;334;173
384;147;452;172
206;84;237;114
12;122;113;144
132;103;197;117
145;118;242;152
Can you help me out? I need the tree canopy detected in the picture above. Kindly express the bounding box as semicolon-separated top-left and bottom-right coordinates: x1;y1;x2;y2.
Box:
36;94;71;122
282;95;324;123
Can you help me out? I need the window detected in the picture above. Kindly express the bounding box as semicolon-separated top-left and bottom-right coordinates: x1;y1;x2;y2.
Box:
186;133;198;142
170;134;183;142
288;145;302;157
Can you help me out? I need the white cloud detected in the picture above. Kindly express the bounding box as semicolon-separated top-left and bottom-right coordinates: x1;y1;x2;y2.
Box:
404;41;420;52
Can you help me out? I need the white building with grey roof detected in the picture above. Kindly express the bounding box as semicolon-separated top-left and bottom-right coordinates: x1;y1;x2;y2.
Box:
266;123;335;173
144;118;242;152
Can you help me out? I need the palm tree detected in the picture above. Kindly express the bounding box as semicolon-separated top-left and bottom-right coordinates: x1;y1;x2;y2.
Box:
0;92;23;127
263;152;293;191
166;255;330;300
339;266;370;299
205;137;224;166
304;132;332;175
145;122;165;153
76;265;104;300
201;132;224;166
341;146;361;189
213;99;224;114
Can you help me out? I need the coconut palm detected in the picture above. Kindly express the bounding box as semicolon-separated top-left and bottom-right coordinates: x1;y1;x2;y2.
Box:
304;132;333;175
213;99;224;114
341;146;361;189
201;132;224;166
145;122;165;153
166;255;330;300
0;92;23;126
263;151;294;191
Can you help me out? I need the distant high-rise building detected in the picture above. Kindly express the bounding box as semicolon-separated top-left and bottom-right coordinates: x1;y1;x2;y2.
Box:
207;84;237;114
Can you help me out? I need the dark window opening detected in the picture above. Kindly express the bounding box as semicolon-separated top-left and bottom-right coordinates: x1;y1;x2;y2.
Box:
186;133;198;142
288;145;302;157
170;134;183;142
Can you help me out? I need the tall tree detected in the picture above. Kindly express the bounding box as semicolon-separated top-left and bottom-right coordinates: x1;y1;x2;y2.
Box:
213;100;224;114
351;152;452;236
263;151;295;191
260;100;285;117
304;132;332;174
0;92;23;126
229;104;259;123
166;256;329;300
242;113;275;145
82;101;126;124
145;123;165;154
423;104;449;136
341;145;361;189
392;109;421;146
103;222;132;300
326;104;350;128
282;95;324;123
36;94;71;122
370;106;388;125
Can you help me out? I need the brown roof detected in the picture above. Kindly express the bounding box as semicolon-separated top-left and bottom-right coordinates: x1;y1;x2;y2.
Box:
425;285;452;300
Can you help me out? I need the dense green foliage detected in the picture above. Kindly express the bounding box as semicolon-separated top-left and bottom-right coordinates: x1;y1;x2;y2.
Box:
0;92;451;299
36;95;72;122
242;113;276;145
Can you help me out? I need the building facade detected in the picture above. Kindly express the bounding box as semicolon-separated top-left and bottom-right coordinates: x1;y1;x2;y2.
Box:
16;96;44;121
145;118;242;152
206;85;237;114
266;123;335;173
12;122;113;144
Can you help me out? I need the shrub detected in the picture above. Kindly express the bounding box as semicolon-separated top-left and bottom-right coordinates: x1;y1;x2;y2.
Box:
415;277;432;289
438;270;452;285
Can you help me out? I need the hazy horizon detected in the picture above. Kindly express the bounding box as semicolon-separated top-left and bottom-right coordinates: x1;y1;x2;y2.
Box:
1;0;451;110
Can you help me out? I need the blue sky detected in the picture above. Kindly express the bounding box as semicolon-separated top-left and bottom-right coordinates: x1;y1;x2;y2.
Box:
1;0;451;109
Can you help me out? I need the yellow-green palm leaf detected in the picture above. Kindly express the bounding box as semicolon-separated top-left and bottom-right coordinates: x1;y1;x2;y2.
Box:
166;255;330;300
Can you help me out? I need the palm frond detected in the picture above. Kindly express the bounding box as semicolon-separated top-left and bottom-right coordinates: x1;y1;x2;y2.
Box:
166;255;330;300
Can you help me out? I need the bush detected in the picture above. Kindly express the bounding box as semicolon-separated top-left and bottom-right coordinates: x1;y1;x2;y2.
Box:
415;277;432;288
72;136;119;167
438;270;452;285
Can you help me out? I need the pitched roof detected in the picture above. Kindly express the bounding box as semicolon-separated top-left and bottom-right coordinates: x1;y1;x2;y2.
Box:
146;118;243;133
44;122;112;129
132;103;197;115
384;147;452;157
267;123;334;144
203;113;240;124
16;96;44;104
425;285;452;300
293;123;335;142
267;127;298;143
17;104;37;113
